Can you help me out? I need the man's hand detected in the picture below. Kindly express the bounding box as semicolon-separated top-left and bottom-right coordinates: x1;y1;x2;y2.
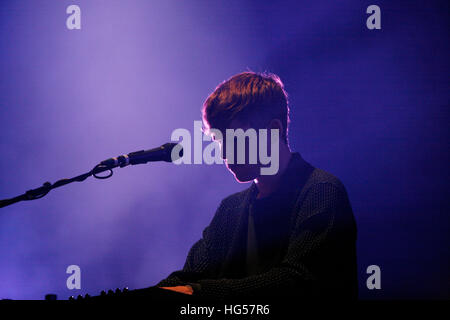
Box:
160;285;194;295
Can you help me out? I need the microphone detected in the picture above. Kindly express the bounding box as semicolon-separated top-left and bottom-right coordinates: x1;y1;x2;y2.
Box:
100;143;183;168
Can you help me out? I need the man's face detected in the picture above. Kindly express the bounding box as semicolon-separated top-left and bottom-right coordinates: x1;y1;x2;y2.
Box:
213;118;278;183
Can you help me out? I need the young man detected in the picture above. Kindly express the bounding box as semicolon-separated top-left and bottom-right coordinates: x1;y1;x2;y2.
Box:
157;72;358;300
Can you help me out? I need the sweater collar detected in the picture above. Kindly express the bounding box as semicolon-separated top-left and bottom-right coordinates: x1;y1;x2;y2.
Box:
247;152;312;200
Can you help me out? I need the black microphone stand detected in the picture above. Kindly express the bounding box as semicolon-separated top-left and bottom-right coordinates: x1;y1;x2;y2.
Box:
0;163;117;209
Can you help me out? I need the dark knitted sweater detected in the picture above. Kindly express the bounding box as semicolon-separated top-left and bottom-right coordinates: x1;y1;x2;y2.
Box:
156;153;358;300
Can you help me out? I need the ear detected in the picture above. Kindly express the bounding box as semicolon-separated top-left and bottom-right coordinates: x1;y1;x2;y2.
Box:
268;118;284;138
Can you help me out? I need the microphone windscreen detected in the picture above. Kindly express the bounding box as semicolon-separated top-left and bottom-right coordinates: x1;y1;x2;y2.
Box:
162;143;184;162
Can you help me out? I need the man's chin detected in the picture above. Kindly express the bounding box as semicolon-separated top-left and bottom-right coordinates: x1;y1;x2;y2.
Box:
228;167;258;183
234;175;254;183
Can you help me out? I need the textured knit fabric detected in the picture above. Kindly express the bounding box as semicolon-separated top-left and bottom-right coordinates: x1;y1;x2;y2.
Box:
156;153;358;300
245;159;302;276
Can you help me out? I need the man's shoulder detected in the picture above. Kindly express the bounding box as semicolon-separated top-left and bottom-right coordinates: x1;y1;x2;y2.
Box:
295;167;355;227
304;167;348;194
291;153;348;196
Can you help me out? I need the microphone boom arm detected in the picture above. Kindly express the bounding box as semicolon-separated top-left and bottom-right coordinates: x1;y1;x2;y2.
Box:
0;143;181;209
0;164;113;209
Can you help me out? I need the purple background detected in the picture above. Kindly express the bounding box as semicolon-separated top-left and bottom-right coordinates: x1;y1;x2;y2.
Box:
0;0;448;299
